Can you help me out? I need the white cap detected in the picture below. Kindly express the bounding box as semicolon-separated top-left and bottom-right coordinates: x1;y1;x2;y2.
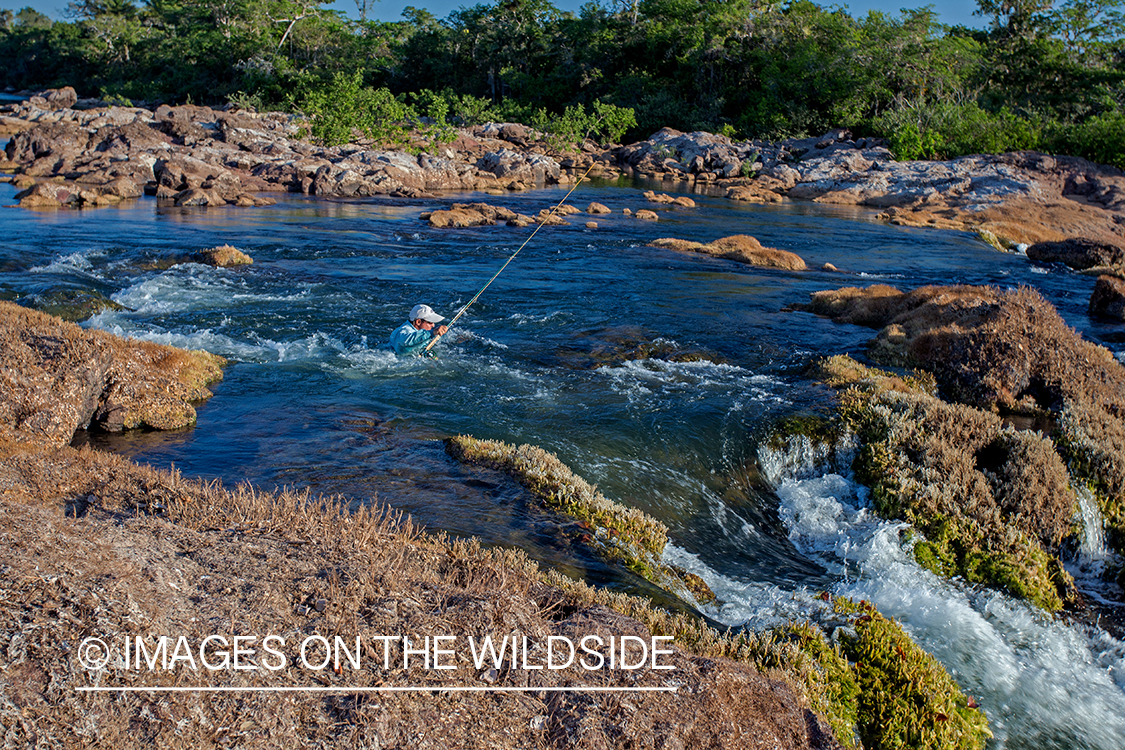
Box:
410;304;444;323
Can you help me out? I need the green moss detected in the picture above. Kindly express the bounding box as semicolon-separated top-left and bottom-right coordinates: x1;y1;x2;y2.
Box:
820;356;1077;612
835;598;991;750
767;413;843;452
445;435;715;606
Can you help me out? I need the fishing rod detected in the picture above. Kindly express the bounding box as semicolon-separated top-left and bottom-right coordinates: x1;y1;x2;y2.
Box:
424;161;599;353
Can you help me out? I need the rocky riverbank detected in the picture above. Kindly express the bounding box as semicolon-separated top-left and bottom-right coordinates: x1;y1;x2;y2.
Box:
3;90;1124;257
0;302;992;748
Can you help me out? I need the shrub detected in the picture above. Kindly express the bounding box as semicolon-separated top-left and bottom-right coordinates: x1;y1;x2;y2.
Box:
292;70;412;147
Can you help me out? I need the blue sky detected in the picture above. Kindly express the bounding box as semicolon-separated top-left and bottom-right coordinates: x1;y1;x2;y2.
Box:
6;1;985;28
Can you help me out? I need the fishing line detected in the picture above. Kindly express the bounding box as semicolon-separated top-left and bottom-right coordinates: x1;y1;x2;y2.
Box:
424;161;599;352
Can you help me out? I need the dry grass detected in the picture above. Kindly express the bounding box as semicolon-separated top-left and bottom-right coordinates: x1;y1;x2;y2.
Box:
0;440;838;750
0;301;224;447
650;235;807;270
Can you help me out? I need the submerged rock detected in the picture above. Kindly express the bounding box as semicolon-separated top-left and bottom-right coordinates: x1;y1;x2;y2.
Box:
1027;238;1125;269
26;289;125;322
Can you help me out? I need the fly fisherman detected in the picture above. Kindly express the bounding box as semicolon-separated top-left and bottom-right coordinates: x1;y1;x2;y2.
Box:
388;304;449;357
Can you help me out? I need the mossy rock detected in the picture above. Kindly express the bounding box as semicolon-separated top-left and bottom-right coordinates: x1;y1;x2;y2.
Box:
446;435;715;607
834;598;991;750
27;290;126;322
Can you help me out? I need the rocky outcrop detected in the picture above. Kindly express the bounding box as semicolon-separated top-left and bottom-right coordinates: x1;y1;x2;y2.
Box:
1027;238;1125;269
803;285;1125;602
615;129;1125;252
1090;275;1125;320
651;235;807;270
421;202;572;228
0;301;224;445
0;99;568;209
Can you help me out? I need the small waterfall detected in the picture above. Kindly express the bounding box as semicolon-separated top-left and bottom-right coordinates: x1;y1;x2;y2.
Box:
1075;487;1110;577
756;431;855;486
672;428;1125;749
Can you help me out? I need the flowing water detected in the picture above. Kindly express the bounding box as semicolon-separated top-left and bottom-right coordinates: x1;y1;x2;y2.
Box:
3;175;1124;747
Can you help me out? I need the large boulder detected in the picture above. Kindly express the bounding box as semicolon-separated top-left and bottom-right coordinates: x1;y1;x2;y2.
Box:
1027;238;1125;269
39;86;78;111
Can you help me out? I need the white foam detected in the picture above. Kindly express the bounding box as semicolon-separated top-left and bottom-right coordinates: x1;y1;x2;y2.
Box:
29;250;102;278
110;265;309;315
749;444;1125;749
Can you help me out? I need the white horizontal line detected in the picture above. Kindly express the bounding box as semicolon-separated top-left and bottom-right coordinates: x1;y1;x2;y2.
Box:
77;686;677;693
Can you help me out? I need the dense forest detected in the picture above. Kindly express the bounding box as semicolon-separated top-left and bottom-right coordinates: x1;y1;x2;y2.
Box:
2;0;1124;164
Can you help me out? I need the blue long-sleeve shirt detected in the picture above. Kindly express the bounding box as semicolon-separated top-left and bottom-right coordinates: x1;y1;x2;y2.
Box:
388;321;438;356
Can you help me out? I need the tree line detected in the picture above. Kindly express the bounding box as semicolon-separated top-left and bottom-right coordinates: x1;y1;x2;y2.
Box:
1;0;1123;165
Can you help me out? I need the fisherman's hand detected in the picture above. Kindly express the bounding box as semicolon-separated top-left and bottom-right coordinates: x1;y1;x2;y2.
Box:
436;325;449;336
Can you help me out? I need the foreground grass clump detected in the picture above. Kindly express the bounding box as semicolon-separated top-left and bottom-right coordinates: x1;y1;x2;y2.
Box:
824;356;1076;611
446;435;714;605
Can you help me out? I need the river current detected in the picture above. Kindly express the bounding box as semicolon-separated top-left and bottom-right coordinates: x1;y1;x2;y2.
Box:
3;174;1124;748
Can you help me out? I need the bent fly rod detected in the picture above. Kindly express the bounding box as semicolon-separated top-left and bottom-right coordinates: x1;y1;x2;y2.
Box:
424;162;599;353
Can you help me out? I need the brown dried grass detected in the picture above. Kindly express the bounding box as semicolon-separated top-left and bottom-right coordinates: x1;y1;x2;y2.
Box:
0;440;835;750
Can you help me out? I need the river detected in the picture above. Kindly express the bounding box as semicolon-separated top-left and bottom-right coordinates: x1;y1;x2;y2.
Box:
2;175;1123;748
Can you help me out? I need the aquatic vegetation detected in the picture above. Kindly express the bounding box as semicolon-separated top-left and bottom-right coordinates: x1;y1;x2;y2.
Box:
804;284;1125;603
834;598;991;750
445;435;716;605
812;357;1078;611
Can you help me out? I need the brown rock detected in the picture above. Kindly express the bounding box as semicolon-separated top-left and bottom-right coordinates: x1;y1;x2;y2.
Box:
823;263;840;272
643;190;675;204
586;221;598;229
429;208;494;228
586;202;611;214
15;181;79;208
194;245;253;267
173;188;224;207
1027;238;1125;270
650;235;806;271
635;209;659;221
1090;275;1125;320
672;196;696;207
39;86;78;110
726;185;783;203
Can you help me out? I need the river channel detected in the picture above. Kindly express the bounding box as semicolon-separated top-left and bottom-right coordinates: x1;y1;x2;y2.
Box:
2;175;1123;748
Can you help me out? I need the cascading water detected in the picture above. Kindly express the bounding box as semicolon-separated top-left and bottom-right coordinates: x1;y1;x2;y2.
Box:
687;436;1125;750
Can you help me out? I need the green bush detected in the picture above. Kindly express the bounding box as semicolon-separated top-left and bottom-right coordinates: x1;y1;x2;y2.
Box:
873;101;1041;161
292;70;412;147
1048;112;1125;169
